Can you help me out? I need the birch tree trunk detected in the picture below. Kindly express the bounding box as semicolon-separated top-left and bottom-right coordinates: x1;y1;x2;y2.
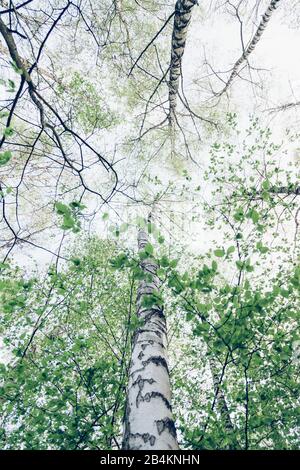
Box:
219;0;281;95
209;356;234;431
122;229;179;450
168;0;198;126
209;356;239;448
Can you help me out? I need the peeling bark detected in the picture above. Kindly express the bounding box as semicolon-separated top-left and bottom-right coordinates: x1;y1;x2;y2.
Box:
168;0;198;126
122;229;179;450
219;0;281;95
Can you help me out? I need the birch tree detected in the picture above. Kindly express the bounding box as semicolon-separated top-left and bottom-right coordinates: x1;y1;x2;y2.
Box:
217;0;282;95
122;225;178;450
168;0;198;126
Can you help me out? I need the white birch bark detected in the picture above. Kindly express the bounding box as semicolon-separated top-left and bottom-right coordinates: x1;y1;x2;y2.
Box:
122;229;179;450
209;356;235;434
219;0;281;95
168;0;198;126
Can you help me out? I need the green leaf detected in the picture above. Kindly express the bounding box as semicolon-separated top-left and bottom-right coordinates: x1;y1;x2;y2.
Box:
234;207;244;222
110;252;128;269
256;241;268;254
169;259;178;268
61;217;74;230
7;80;15;92
211;260;218;271
69;201;85;210
280;289;289;298
71;258;81;266
4;127;14;137
160;255;169;267
55;202;70;215
247;208;260;224
226;245;235;255
214;249;225;258
245;260;254;272
236;260;244;270
144;242;153;256
0;150;12;165
262;180;270;190
10;61;23;75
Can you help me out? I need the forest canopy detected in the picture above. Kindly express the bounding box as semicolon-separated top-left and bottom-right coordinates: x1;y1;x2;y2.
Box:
0;0;299;451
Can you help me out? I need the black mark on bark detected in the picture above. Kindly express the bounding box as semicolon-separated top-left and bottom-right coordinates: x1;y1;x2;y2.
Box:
156;417;177;438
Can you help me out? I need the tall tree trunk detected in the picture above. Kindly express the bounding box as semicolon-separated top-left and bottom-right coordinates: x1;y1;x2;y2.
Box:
219;0;281;95
209;356;239;449
122;228;179;450
209;356;234;431
168;0;198;127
